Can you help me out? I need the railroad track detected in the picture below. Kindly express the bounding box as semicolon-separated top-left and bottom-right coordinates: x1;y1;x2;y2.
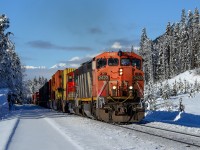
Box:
82;113;200;148
50;111;200;148
113;123;200;148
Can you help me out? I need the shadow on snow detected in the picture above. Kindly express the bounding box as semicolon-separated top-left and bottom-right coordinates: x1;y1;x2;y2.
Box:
144;110;200;128
0;104;74;121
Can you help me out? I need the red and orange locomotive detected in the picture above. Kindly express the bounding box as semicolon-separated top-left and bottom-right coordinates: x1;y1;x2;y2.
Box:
67;50;145;123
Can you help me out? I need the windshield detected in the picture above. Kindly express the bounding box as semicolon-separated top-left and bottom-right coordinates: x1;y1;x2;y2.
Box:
121;58;131;66
108;58;119;66
96;58;107;69
132;58;141;69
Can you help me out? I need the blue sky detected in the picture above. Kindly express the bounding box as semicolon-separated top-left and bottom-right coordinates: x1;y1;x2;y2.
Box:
0;0;199;69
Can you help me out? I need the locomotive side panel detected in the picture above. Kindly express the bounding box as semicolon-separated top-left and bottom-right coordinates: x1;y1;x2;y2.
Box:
75;61;93;100
72;61;93;116
51;70;63;110
61;68;76;112
62;68;76;100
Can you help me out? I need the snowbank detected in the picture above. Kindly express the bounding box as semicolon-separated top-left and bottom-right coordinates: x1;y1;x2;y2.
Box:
145;111;200;128
0;88;10;119
167;69;200;85
0;118;19;150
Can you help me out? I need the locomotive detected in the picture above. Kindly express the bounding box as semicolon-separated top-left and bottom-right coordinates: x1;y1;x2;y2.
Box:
36;50;145;123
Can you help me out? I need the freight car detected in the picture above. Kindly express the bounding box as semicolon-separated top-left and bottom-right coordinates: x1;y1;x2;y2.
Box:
32;92;39;105
37;50;145;123
48;68;76;111
38;82;49;108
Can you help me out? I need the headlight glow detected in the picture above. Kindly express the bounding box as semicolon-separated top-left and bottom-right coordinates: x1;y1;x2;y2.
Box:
113;86;117;90
129;86;133;90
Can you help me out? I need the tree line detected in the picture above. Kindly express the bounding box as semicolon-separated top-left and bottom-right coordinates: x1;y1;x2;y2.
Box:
0;14;23;99
139;8;200;84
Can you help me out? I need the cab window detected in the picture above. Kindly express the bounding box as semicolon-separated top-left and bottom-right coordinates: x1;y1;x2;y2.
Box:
108;58;119;66
121;58;131;66
96;58;107;69
132;59;141;69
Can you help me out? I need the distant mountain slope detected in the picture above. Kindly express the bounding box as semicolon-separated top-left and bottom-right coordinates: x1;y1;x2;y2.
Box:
24;68;59;80
167;69;200;84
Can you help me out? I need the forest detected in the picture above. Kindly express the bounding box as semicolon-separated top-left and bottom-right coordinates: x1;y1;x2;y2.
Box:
139;8;200;84
139;8;200;104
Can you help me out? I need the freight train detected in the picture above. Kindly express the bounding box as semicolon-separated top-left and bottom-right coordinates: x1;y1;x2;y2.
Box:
34;50;145;123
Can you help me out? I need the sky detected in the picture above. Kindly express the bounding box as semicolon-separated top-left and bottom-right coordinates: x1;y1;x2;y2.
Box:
0;0;200;70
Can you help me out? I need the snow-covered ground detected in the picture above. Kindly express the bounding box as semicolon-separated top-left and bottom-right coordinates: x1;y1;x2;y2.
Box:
0;88;10;119
1;70;200;150
1;104;200;150
144;70;200;128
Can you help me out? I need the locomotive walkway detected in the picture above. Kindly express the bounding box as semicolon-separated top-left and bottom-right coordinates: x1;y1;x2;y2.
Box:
6;105;82;150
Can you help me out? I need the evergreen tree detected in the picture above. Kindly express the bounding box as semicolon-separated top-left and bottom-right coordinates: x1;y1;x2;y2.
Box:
193;8;200;68
187;10;194;69
179;10;189;72
139;28;154;83
0;14;23;99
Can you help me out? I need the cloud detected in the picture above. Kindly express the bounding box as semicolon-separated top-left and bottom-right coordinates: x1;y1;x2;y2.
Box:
59;56;92;67
88;27;103;34
27;40;92;51
23;65;46;69
108;38;140;46
58;52;101;68
69;56;80;61
111;42;122;49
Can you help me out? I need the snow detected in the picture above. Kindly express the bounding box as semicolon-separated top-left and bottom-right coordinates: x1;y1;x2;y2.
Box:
24;66;46;69
7;108;81;150
1;70;200;149
0;88;10;119
50;63;67;69
0;118;19;150
166;70;200;85
144;70;200;128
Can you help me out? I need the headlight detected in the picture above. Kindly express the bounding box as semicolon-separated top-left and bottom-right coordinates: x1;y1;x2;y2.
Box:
129;86;133;90
113;86;117;90
119;68;123;76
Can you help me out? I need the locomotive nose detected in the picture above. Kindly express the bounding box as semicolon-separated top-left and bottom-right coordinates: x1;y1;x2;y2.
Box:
109;67;134;97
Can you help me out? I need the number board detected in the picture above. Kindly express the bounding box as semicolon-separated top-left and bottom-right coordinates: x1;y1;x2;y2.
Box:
133;76;143;81
98;75;110;81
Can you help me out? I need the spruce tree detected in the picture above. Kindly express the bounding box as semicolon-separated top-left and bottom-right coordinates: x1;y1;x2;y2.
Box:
0;14;23;99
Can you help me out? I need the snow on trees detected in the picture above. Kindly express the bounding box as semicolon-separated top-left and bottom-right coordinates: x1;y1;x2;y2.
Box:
0;14;23;99
139;8;200;86
139;9;200;110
